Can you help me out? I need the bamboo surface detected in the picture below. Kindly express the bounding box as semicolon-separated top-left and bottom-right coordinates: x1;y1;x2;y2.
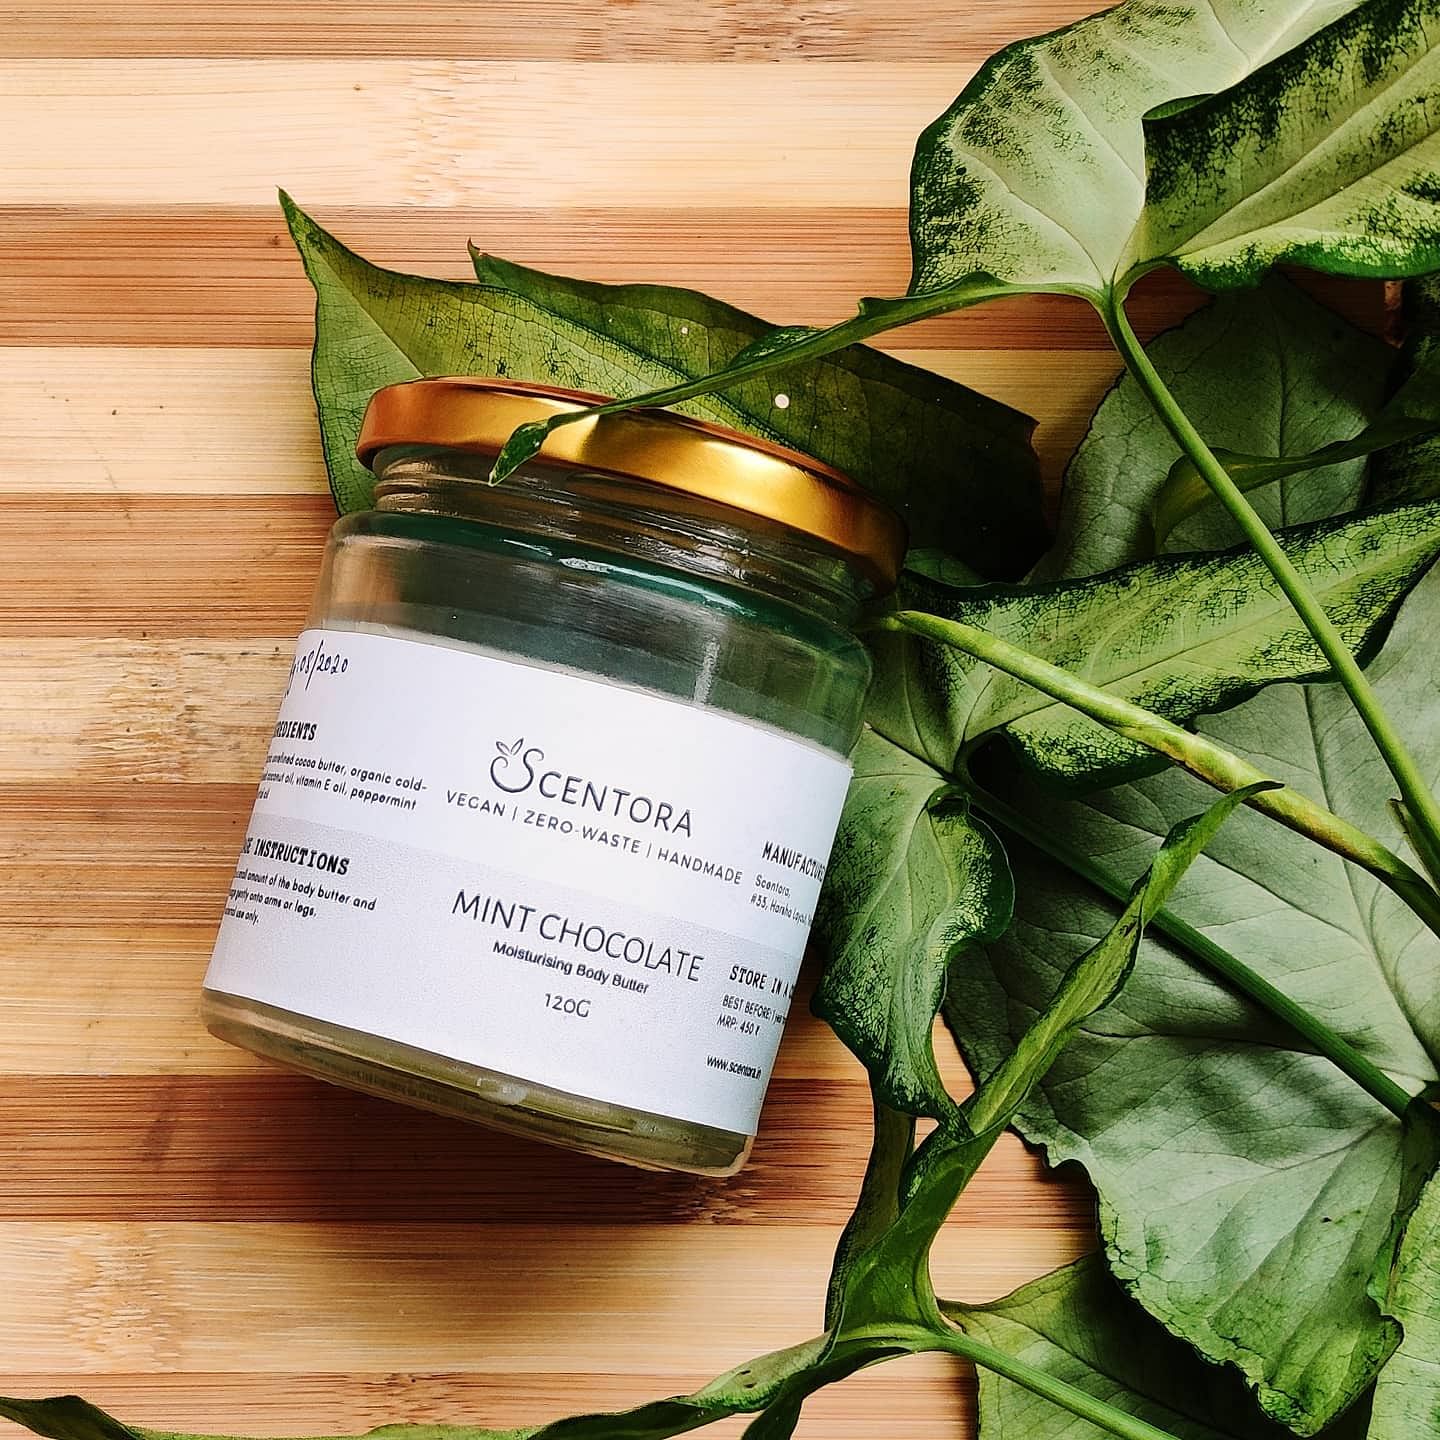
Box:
0;4;1389;1437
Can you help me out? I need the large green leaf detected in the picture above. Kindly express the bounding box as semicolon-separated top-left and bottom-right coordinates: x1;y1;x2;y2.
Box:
812;730;1013;1120
1150;290;1440;543
818;795;1260;1424
950;637;1440;1430
864;498;1440;786
1134;0;1440;291
1041;278;1392;580
959;783;1270;1135
913;0;1440;301
908;0;1360;299
942;292;1440;1430
1369;1157;1440;1437
282;195;1046;578
836;785;1264;1334
949;1258;1302;1440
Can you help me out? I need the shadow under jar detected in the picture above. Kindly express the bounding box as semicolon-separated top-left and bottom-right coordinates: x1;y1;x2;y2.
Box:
203;378;906;1174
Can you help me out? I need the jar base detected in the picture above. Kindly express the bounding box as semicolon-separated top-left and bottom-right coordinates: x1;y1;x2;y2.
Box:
201;989;751;1176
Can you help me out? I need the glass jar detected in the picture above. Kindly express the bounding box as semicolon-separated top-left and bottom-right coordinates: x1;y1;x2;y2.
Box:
203;379;904;1175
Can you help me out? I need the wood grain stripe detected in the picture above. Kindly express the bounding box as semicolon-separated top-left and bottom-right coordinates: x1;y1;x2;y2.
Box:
0;348;330;490
0;788;249;925
0;350;1117;504
0;209;1392;348
0;1073;1091;1226
3;0;1096;60
0;639;289;783
3;62;970;208
0;1370;977;1439
0;926;251;1074
0;909;899;1084
0;497;329;634
0;786;977;1086
0;1221;853;1371
0;1222;1086;1368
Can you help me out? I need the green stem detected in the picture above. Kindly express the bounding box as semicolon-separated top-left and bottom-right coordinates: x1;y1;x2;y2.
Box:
487;287;1001;483
825;1103;915;1328
580;296;956;412
970;782;1415;1121
1104;295;1440;885
928;1326;1185;1440
885;610;1440;945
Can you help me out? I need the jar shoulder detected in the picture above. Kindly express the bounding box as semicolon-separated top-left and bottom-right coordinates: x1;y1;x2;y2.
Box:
319;510;873;755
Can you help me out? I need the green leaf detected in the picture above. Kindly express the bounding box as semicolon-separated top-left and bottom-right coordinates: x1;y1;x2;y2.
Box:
1369;1136;1440;1437
839;785;1263;1337
480;0;1434;469
937;281;1440;1431
477;284;1017;487
734;1332;920;1440
1153;422;1440;551
1;1331;935;1440
0;1399;148;1440
964;782;1271;1133
1134;0;1440;291
1374;273;1440;507
948;1257;1300;1440
1044;279;1393;580
909;0;1362;299
1151;286;1440;545
948;560;1440;1436
282;195;1047;578
865;498;1440;786
813;730;1013;1119
824;1102;916;1329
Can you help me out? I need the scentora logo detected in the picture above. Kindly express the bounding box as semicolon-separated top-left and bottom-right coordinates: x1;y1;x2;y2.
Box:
488;738;693;835
490;737;534;792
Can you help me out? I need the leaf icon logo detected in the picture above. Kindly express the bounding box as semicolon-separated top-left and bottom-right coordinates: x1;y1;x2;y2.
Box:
490;738;537;793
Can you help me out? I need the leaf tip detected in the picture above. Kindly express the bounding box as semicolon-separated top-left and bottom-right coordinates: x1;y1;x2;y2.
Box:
276;187;306;228
277;189;319;253
488;420;551;485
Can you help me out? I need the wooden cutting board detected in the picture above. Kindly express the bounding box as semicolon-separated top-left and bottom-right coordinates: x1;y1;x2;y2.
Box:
0;4;1390;1436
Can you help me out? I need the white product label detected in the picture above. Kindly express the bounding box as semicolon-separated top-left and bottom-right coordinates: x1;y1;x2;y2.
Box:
206;627;854;1136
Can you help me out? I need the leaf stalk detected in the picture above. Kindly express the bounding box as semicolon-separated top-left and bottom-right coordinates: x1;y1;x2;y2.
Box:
484;292;981;484
881;610;1440;948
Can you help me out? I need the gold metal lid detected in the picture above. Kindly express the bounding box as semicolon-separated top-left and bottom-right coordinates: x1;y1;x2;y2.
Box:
356;377;907;588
